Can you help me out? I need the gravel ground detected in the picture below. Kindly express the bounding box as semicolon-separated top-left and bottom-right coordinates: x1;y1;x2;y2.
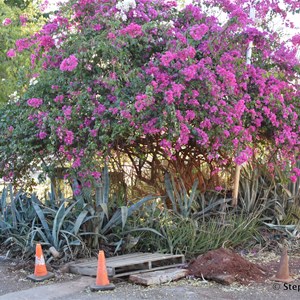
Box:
0;256;79;296
64;279;300;300
1;254;300;300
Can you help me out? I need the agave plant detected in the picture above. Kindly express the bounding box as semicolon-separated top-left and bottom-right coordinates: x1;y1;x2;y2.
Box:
164;173;199;218
0;185;37;258
70;165;161;250
237;163;292;224
30;195;87;260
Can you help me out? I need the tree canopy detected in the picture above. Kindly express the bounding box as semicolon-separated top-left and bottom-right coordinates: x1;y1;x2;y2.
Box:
0;0;300;189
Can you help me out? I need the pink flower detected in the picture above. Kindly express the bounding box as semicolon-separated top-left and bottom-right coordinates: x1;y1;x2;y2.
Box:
93;104;106;115
160;51;177;67
292;168;300;177
185;110;195;120
42;23;58;34
290;175;297;183
93;24;102;31
91;171;101;179
54;95;64;103
171;83;185;98
39;35;55;49
120;23;143;38
2;18;12;26
215;186;223;192
177;123;190;147
72;157;81;168
74;188;81;196
291;34;300;46
62;105;72;119
189;24;208;41
7;49;16;58
90;129;98;137
181;65;198;81
64;130;74;145
38;131;47;139
20;15;27;26
15;38;31;52
60;55;78;72
135;94;148;112
107;32;116;39
27;98;43;108
164;90;174;104
234;147;253;165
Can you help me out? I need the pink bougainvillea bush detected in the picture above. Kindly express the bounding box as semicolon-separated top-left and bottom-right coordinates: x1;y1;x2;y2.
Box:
0;0;300;187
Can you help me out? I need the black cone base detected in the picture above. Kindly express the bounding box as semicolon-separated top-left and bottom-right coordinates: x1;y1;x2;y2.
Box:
27;272;55;282
90;283;115;291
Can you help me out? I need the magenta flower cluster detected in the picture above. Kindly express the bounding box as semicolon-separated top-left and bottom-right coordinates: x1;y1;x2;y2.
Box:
60;55;78;72
2;18;12;26
6;49;16;58
27;98;43;108
8;0;300;183
189;24;208;41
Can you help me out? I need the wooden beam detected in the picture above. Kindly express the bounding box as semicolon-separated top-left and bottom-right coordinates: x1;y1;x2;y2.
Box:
232;164;241;207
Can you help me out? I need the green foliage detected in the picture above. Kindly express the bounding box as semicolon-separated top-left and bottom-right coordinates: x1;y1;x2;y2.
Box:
72;166;159;250
0;185;88;259
238;163;300;223
164;173;199;218
129;200;259;258
125;177;259;258
4;0;31;10
0;167;159;260
0;0;44;104
277;205;300;227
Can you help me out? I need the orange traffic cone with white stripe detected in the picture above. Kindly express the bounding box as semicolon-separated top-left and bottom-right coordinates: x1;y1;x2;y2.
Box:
27;243;55;282
90;250;115;291
271;247;293;283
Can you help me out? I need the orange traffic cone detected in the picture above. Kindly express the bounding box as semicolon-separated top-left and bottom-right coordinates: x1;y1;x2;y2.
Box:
27;243;55;282
271;247;293;283
90;250;115;291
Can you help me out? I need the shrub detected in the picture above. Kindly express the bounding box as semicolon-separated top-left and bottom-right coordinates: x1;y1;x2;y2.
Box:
0;0;299;189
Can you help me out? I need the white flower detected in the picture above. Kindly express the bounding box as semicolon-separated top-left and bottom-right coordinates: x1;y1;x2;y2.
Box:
116;0;136;20
29;77;38;86
121;13;128;21
9;91;20;102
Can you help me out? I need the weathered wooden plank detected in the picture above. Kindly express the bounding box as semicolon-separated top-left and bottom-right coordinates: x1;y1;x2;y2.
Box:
106;253;156;264
72;253;184;269
114;264;185;278
107;252;146;262
70;253;146;267
107;254;184;267
129;268;188;285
